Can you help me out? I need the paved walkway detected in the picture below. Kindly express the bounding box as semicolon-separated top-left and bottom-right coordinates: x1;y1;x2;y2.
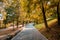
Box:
11;23;48;40
0;25;22;32
0;25;23;40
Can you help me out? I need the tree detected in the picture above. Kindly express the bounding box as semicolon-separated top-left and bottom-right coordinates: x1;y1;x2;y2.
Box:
57;2;60;25
0;0;3;2
15;0;20;28
42;3;50;31
37;0;50;30
5;6;16;30
3;20;7;28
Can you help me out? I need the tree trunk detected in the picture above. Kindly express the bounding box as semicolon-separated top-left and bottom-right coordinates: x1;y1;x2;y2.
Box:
5;23;6;28
42;3;49;30
57;2;60;25
17;16;19;28
13;20;14;30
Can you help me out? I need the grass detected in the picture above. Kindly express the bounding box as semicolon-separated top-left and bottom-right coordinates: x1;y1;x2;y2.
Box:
34;19;60;40
35;24;43;30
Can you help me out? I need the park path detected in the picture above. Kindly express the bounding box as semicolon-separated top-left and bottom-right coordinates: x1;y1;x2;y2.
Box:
11;23;48;40
0;25;23;40
0;25;22;32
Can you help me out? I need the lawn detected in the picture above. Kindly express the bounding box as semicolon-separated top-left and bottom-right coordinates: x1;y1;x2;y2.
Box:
35;19;60;40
